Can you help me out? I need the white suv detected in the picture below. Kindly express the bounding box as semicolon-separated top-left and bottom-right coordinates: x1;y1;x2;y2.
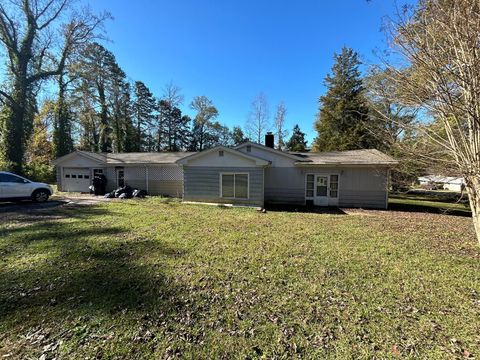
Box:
0;171;53;203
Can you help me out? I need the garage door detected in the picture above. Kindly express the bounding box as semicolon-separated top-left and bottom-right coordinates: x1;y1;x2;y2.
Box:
63;168;91;192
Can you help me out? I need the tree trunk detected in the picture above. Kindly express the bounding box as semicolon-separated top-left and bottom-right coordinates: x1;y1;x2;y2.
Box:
465;175;480;244
3;79;29;174
98;84;110;153
53;75;74;158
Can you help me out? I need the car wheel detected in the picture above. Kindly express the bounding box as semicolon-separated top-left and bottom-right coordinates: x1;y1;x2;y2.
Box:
32;189;50;203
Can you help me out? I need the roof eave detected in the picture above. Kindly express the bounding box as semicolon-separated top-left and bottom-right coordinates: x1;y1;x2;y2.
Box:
294;161;398;166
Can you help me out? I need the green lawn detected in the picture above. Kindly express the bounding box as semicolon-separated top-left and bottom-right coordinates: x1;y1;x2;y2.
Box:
0;199;479;359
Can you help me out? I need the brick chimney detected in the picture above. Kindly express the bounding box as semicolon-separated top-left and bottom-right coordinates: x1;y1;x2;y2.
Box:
265;132;274;148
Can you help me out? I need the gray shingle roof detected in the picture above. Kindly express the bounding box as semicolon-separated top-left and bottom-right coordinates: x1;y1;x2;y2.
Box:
290;149;398;165
78;151;195;164
74;148;396;166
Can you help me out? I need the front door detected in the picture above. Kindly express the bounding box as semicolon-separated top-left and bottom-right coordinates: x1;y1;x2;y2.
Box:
314;175;329;206
116;168;125;188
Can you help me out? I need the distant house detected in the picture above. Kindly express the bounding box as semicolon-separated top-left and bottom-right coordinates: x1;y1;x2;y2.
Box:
418;175;465;192
53;134;398;209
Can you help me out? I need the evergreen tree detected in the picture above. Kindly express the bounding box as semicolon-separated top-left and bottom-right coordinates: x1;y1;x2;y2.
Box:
74;43;118;153
286;124;308;152
52;72;74;158
189;96;219;151
232;126;248;145
132;81;156;151
155;100;191;151
313;47;378;151
110;64;130;153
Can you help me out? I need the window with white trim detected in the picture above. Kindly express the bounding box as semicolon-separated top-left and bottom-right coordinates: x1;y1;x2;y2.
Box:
221;173;249;199
306;174;314;198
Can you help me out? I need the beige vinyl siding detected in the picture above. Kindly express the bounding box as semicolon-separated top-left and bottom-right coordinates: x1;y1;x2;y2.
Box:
183;166;264;207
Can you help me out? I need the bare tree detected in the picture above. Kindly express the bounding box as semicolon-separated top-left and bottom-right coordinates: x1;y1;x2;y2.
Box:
245;92;270;144
0;0;109;172
378;0;480;242
162;81;184;108
273;102;288;150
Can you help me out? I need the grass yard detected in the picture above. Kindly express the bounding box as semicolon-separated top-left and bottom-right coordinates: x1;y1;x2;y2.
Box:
389;192;471;216
0;199;479;359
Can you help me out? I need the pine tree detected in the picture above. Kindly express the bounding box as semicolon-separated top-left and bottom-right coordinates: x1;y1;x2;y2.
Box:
286;124;308;152
189;96;219;151
110;64;130;153
74;42;121;153
52;72;74;158
232;126;248;145
132;81;156;151
313;47;378;151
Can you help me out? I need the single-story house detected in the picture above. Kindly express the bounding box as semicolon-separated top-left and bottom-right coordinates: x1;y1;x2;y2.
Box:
53;135;398;208
418;175;465;192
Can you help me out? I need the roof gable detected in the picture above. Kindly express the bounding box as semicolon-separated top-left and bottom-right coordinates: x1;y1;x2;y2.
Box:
176;146;270;166
235;142;307;162
52;150;106;166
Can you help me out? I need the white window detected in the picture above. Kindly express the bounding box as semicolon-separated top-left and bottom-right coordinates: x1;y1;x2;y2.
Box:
221;173;249;199
306;174;314;198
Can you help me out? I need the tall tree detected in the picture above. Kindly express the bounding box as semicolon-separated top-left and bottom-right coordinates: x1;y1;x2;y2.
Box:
313;47;378;152
286;124;308;152
0;1;107;172
190;96;219;151
52;71;75;158
157;84;189;151
245;92;270;144
365;68;421;189
157;100;182;151
274;102;288;150
378;0;480;242
109;65;130;153
232;126;248;146
132;81;156;151
162;81;184;108
25;100;55;182
73;42;120;153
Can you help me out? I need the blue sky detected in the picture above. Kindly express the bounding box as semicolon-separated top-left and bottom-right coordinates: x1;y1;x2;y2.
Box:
88;0;403;144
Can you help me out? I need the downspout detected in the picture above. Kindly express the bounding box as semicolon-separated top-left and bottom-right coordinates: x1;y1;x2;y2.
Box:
145;165;149;193
385;168;390;210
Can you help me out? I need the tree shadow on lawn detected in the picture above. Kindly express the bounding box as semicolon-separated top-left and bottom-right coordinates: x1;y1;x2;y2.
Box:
388;201;471;217
265;203;347;215
0;204;191;334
